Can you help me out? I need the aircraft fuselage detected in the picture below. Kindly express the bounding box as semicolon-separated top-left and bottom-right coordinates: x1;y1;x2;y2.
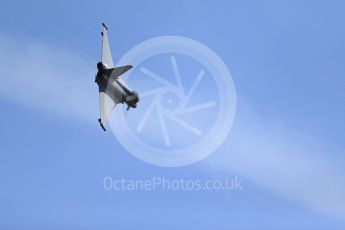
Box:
95;62;139;109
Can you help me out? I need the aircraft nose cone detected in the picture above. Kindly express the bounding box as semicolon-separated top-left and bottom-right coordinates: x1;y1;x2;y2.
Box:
161;92;180;111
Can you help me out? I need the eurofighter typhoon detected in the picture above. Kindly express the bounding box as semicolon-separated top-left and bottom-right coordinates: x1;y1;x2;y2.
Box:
95;23;139;131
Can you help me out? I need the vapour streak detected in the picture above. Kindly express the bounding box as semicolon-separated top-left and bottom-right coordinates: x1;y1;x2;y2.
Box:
0;32;97;123
206;100;345;221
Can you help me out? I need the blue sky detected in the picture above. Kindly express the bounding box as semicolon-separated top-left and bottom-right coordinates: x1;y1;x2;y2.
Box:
1;0;345;229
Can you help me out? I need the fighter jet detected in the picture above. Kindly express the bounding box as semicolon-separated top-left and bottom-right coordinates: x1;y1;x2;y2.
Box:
95;23;139;131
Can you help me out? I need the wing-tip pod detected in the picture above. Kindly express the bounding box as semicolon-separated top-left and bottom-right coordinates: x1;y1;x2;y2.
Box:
98;118;107;131
102;23;108;30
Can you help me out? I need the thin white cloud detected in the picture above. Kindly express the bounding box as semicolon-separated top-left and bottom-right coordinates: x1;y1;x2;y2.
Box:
0;32;97;123
207;99;345;220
